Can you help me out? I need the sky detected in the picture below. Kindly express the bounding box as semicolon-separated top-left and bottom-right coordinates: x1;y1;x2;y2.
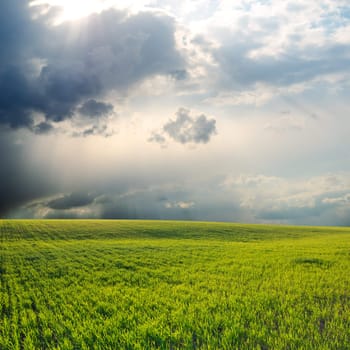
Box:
1;0;350;225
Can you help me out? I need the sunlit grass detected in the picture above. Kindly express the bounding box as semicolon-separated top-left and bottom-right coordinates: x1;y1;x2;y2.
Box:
1;220;350;349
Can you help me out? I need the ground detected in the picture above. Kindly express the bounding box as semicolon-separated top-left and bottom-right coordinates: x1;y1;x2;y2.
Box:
1;220;350;349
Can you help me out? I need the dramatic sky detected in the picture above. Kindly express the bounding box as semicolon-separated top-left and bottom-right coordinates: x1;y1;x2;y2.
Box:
1;0;350;225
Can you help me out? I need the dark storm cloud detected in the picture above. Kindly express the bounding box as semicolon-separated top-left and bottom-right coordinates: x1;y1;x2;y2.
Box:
164;108;217;144
47;192;96;210
0;1;184;131
78;100;114;118
0;0;185;216
0;0;41;67
0;1;185;215
13;186;198;220
43;210;87;219
0;132;57;216
67;188;197;220
8;172;350;225
19;182;246;222
0;67;36;129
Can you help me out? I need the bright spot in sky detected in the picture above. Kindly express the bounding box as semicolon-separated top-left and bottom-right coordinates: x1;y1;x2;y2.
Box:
55;0;95;20
32;0;111;22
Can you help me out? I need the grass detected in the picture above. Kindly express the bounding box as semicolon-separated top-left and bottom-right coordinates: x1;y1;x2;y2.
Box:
1;219;350;349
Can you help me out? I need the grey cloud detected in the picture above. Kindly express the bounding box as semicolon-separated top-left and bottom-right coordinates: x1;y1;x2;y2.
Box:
164;108;217;144
215;43;323;88
94;195;114;204
169;69;188;80
43;210;85;219
206;10;350;92
79;100;114;118
43;207;100;219
257;206;324;221
72;124;113;138
93;190;197;220
263;188;350;225
190;35;214;52
255;194;350;225
1;182;257;220
47;192;96;210
73;100;115;137
32;121;54;135
0;1;43;67
35;64;100;122
150;108;217;146
165;201;195;209
322;193;350;205
148;131;167;146
0;68;36;129
15;186;199;220
0;1;184;131
8;172;350;225
0;132;58;216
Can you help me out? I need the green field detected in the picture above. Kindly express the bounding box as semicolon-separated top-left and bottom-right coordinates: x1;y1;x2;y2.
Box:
1;220;350;349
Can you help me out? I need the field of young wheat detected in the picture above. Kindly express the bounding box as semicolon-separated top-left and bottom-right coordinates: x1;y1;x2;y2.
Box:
1;220;349;349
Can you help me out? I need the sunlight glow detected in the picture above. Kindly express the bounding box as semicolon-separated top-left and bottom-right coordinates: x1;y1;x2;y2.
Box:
56;0;95;20
31;0;109;22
